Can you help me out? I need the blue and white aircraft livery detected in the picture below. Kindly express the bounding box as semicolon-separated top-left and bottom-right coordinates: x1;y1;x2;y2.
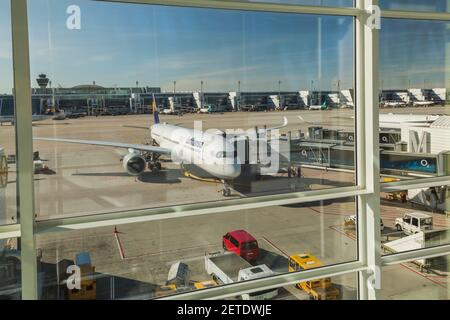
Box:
35;94;288;196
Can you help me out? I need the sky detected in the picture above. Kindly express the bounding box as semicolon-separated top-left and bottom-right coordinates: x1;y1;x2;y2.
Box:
0;0;448;94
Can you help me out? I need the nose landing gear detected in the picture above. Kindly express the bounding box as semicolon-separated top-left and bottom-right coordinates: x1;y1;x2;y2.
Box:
221;180;233;197
222;187;232;197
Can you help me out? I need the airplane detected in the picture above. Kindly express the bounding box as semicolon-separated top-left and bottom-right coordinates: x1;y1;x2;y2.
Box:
382;100;407;108
35;94;288;197
0;114;53;126
199;104;227;114
413;100;435;107
308;101;328;111
0;103;65;125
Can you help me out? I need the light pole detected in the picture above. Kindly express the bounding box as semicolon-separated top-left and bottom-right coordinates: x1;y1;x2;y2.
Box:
238;80;241;111
335;80;341;106
200;80;204;110
278;80;281;109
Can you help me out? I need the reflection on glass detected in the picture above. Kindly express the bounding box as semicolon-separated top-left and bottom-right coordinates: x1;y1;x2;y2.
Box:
244;0;353;7
380;0;449;13
380;185;450;256
0;238;21;300
29;0;355;219
379;19;450;183
36;198;357;299
381;255;450;300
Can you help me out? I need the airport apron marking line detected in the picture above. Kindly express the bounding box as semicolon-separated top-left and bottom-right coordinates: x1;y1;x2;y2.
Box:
261;236;289;258
400;263;448;289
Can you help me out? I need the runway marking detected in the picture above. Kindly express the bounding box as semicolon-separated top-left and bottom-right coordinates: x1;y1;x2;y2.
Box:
261;236;289;258
400;262;448;289
114;226;126;260
123;243;220;261
329;225;356;241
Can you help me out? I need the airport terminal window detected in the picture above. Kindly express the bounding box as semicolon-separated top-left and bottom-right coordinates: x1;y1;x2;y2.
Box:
35;198;357;299
28;0;356;220
381;254;450;300
0;0;17;226
5;0;450;302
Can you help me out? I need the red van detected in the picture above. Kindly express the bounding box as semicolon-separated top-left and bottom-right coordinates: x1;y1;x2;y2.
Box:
222;230;260;262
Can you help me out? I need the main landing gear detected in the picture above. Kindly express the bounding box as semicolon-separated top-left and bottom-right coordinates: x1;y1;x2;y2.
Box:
148;161;162;172
221;180;232;197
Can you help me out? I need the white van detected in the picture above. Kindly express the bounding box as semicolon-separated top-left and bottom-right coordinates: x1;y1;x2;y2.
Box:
395;211;433;235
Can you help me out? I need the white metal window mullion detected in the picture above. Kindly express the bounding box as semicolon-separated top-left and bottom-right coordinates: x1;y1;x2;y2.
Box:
10;0;38;300
356;0;381;300
35;186;366;234
382;10;450;21
382;176;450;193
381;244;450;266
101;0;361;16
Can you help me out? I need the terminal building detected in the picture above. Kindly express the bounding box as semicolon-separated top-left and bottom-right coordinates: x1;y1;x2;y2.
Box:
1;75;356;116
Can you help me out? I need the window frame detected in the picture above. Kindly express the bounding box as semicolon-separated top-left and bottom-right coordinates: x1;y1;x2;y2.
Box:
4;0;450;300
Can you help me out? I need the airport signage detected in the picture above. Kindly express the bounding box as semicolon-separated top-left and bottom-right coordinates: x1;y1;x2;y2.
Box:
380;152;437;174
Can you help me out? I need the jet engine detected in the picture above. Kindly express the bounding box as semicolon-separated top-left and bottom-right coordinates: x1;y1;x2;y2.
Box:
123;152;146;176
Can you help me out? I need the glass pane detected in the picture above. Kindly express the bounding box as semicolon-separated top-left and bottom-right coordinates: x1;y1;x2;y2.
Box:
0;0;17;225
380;0;450;13
381;254;450;300
0;238;21;300
29;0;356;219
243;0;354;7
36;198;357;300
380;19;450;181
381;185;450;256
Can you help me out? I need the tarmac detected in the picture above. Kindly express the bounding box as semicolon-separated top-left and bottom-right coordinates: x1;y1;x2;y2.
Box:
0;106;449;299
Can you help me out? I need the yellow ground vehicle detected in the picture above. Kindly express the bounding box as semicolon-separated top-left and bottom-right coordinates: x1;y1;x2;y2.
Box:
193;280;218;290
154;284;177;298
288;253;340;300
68;252;96;300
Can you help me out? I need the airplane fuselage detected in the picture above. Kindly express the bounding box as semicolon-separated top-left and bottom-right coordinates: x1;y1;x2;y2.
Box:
151;123;241;180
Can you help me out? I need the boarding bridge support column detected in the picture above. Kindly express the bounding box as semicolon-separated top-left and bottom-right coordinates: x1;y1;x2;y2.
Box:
0;148;6;225
443;152;450;217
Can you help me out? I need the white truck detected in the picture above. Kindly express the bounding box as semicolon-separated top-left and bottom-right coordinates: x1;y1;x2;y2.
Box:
395;211;433;235
205;251;278;300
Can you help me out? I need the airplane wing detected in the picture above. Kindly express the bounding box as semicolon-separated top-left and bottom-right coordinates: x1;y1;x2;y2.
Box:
34;137;172;155
121;125;150;130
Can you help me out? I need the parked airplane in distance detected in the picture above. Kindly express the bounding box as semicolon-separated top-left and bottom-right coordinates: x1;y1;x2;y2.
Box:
382;100;408;108
308;101;328;111
35;95;288;196
0;114;54;125
413;100;435;107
